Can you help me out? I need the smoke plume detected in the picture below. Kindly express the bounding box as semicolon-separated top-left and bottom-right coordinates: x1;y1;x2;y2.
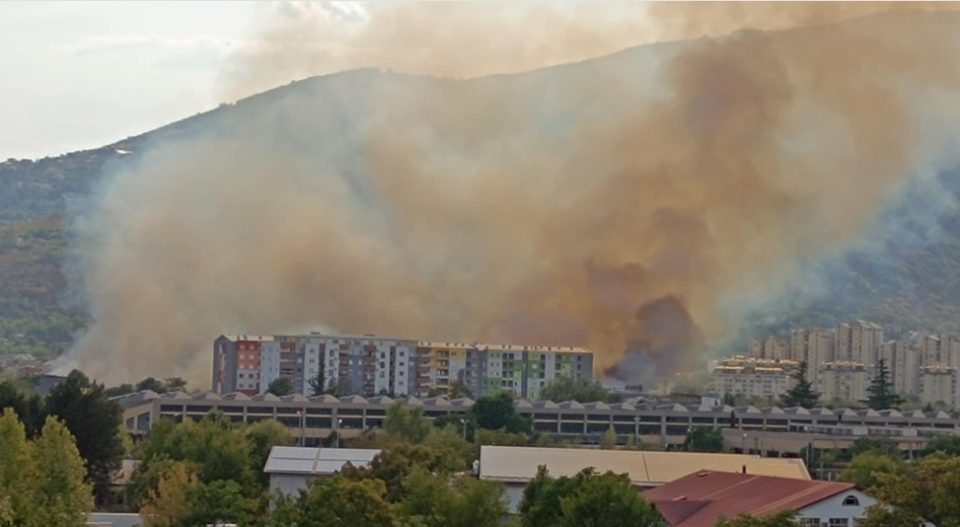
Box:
68;4;960;383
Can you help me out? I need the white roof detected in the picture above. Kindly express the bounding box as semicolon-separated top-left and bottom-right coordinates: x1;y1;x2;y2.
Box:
479;446;810;486
263;446;380;475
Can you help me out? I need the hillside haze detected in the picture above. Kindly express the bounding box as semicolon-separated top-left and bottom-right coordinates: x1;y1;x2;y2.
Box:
3;10;960;383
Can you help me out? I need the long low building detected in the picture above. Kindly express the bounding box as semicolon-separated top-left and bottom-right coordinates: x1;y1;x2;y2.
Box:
479;446;810;510
116;390;960;454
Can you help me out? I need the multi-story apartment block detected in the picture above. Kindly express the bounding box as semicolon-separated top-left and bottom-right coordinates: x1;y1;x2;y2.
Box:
215;334;593;400
213;335;274;395
880;340;920;396
415;341;592;399
920;365;957;407
216;334;418;397
819;361;868;403
789;329;834;385
711;356;797;399
753;337;788;361
835;321;883;367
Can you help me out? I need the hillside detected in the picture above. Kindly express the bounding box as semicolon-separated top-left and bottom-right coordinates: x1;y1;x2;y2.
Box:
4;11;960;361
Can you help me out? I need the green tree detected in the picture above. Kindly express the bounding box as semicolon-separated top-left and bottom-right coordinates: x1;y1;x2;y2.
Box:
136;377;166;393
243;419;292;485
268;377;295;396
558;469;662;527
924;434;960;456
780;362;820;409
471;392;531;433
301;477;398;527
716;512;799;526
370;443;465;502
684;427;724;452
848;437;898;459
520;466;663;527
140;461;197;527
44;370;123;503
33;416;93;527
163;378;187;392
384;403;433;443
0;408;38;526
859;506;925;527
600;426;617;450
0;380;44;436
868;455;960;527
104;383;135;398
540;376;610;403
137;414;257;498
840;451;903;490
308;367;326;396
863;359;904;410
399;468;506;527
182;479;257;527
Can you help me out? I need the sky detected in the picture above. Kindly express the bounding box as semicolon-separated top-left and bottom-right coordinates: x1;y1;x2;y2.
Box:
0;1;262;159
0;1;666;160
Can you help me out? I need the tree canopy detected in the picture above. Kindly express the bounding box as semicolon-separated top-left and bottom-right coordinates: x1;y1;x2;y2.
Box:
540;376;611;403
863;359;904;410
471;391;531;433
519;466;664;527
267;376;295;396
44;370;123;503
0;409;92;527
780;362;820;409
684;427;724;452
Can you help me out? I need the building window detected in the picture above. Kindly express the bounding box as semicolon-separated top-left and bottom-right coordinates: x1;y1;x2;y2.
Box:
828;519;849;527
800;519;820;527
842;495;860;506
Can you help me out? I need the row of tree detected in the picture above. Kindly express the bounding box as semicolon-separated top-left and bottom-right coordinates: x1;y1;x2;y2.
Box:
780;360;905;410
0;409;92;526
0;370;124;504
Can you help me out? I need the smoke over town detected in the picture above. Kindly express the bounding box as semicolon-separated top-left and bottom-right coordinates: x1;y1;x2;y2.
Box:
67;3;960;383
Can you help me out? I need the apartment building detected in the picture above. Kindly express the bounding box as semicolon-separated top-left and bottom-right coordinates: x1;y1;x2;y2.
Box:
215;334;593;400
879;340;920;395
216;334;418;397
789;329;835;385
711;357;797;399
750;337;789;361
920;365;957;407
835;321;883;366
212;335;274;395
819;362;868;403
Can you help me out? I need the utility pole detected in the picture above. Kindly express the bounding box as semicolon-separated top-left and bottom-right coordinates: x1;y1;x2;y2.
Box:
335;418;343;448
460;418;468;440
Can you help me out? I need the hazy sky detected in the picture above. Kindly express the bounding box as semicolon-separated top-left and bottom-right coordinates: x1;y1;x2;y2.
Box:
0;1;262;159
1;1;665;161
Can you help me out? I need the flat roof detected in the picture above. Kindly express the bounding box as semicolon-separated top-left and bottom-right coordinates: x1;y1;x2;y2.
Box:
478;446;810;486
263;446;380;475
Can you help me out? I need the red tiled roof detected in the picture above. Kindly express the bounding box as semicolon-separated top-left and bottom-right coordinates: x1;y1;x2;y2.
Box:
645;471;855;527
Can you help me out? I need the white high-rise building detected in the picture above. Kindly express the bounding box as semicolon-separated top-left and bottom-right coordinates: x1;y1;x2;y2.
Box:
819;361;868;404
835;321;883;367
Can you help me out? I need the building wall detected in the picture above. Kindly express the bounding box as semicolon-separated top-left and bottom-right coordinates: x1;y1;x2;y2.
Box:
920;366;956;406
819;362;867;403
711;357;796;399
796;490;876;526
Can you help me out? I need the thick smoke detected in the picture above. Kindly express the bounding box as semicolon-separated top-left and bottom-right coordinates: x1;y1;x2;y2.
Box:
68;4;960;383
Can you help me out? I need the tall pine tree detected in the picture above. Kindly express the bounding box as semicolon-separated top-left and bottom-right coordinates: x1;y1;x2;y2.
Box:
864;359;904;410
781;362;820;409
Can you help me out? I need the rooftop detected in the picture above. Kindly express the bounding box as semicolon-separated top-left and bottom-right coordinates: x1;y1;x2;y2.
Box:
263;446;380;475
645;471;856;527
478;446;810;486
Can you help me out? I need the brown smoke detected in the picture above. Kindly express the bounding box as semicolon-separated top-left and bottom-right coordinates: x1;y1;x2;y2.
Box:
67;4;960;383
